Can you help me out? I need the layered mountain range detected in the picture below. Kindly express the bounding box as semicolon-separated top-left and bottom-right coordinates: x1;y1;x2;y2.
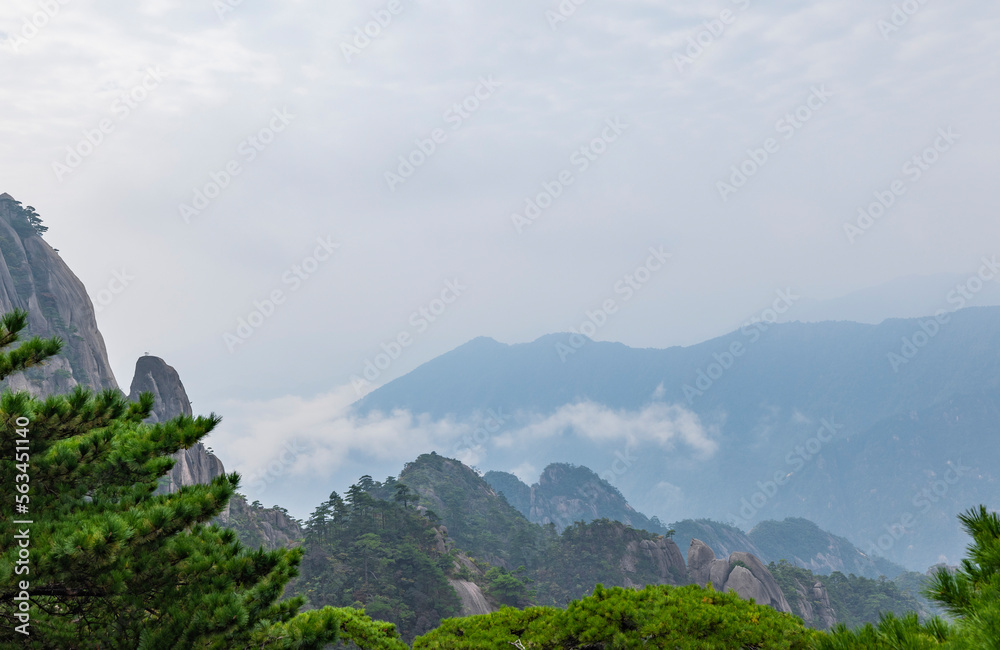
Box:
0;190;970;633
354;310;1000;568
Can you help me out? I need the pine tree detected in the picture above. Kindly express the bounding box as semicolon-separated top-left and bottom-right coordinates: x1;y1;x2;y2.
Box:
0;308;404;649
23;206;47;236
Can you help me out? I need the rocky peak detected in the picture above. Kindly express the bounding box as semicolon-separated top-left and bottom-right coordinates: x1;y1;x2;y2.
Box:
486;463;669;535
128;354;193;422
127;355;225;494
0;193;117;395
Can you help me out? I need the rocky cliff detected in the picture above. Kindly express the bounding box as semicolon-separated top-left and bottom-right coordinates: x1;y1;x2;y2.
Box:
0;193;294;550
687;539;792;613
220;497;302;551
446;553;497;617
786;577;837;630
127;354;225;493
0;193;117;395
125;354;299;548
618;535;689;588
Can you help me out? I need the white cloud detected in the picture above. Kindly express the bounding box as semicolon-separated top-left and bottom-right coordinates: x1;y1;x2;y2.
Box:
207;391;716;514
506;401;718;458
211;383;478;481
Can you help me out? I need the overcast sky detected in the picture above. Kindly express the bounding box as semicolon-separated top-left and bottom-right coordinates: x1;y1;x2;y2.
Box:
2;0;997;516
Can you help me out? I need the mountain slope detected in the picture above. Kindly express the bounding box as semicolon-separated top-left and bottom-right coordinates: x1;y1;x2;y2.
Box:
393;454;791;611
485;464;669;534
748;518;904;579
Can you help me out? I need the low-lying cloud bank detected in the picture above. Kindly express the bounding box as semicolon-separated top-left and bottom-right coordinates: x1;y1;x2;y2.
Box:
209;386;716;516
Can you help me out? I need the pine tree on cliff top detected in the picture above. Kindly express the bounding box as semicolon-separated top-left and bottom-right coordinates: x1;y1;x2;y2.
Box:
0;309;404;649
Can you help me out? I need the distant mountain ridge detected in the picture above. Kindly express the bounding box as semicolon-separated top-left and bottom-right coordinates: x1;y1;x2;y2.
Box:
353;311;1000;568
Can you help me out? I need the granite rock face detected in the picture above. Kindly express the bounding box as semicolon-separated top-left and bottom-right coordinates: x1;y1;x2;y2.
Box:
127;354;226;494
687;538;792;613
618;536;690;587
0;193;117;395
219;496;302;550
791;579;837;630
128;354;194;423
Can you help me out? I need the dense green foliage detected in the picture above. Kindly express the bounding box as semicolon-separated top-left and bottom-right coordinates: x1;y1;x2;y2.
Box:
1;197;47;238
0;309;399;649
533;518;682;606
482;565;534;607
412;583;819;649
296;477;462;641
768;560;922;629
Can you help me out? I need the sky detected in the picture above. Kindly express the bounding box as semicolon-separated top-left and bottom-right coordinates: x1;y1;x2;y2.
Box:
2;0;998;519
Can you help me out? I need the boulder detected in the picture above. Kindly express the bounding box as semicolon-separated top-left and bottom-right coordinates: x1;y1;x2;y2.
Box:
729;551;792;612
687;538;717;586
